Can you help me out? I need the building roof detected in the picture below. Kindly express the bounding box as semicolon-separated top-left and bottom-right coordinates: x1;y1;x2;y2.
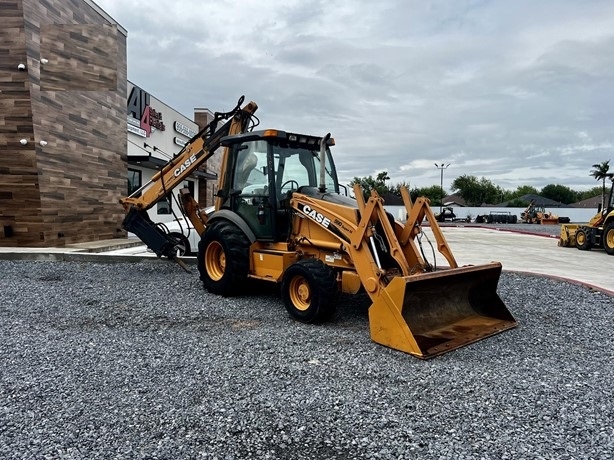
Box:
442;194;466;207
518;194;565;207
570;195;601;209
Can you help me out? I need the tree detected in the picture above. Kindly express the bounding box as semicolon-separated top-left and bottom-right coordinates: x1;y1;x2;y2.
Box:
450;175;501;206
349;171;390;201
540;184;578;205
388;181;412;197
412;185;445;205
590;160;612;209
511;185;539;198
577;186;605;201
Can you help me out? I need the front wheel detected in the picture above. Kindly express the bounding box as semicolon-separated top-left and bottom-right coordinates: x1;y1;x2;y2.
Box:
281;259;337;323
198;221;250;295
575;227;592;251
603;222;614;255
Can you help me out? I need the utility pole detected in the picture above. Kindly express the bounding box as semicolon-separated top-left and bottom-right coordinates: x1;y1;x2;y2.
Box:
434;162;450;213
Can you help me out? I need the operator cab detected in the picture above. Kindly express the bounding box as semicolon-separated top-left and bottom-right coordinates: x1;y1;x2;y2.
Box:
219;130;343;241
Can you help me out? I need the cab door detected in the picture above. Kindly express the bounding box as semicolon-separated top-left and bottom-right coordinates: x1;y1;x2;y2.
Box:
230;141;276;241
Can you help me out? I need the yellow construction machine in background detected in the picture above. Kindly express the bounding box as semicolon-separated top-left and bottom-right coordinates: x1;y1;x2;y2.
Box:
559;179;614;255
520;200;560;225
120;97;518;359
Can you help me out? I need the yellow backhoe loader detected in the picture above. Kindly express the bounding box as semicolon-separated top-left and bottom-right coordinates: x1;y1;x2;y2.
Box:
559;178;614;255
520;200;559;225
120;97;517;359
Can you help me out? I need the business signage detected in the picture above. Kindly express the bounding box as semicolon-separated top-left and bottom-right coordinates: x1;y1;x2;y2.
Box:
174;121;197;139
127;122;147;137
127;86;166;137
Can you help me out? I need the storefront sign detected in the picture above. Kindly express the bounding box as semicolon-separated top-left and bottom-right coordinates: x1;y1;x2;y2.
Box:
127;122;147;137
174;121;196;139
127;85;166;137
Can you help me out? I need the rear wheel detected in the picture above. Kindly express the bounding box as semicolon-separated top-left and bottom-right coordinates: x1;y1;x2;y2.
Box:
281;259;337;323
198;221;250;295
603;222;614;255
575;227;592;251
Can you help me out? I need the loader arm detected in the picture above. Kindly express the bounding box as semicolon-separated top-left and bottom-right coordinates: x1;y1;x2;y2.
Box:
291;185;516;358
119;97;258;259
294;186;459;286
399;195;458;269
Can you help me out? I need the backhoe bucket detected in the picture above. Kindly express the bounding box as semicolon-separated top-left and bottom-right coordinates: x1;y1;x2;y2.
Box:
369;263;517;359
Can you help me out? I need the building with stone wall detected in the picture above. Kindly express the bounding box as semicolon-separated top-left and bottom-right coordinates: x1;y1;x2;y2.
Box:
0;0;127;247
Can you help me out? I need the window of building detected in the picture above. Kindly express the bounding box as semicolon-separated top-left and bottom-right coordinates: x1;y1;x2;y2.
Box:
157;198;171;215
184;180;195;198
127;168;142;196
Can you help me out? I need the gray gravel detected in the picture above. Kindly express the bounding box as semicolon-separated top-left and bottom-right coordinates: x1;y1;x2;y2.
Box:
1;260;612;459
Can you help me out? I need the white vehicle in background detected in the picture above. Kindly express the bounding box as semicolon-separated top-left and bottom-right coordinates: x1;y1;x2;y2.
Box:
157;206;214;256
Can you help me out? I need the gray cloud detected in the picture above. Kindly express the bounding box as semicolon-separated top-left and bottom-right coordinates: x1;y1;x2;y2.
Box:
98;0;614;192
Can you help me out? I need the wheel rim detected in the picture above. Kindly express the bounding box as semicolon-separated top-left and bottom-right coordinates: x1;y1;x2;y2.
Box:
606;227;614;249
205;241;225;281
289;275;311;311
576;231;586;246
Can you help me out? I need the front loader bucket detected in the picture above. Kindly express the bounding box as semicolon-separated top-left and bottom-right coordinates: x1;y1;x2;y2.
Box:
368;263;517;359
559;224;579;247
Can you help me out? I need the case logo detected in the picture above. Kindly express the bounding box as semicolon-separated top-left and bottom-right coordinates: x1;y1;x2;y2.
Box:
299;204;331;228
174;154;198;177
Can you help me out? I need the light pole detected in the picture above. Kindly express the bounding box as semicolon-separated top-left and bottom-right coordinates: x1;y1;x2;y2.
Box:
434;162;450;213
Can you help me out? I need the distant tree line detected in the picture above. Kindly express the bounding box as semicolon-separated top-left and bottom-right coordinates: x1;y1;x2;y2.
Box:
349;160;612;207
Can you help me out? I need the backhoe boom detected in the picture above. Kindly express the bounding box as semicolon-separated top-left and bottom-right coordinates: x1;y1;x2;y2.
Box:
119;97;258;259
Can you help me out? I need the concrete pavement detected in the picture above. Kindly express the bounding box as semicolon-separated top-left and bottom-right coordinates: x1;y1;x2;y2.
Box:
423;226;613;295
0;227;611;295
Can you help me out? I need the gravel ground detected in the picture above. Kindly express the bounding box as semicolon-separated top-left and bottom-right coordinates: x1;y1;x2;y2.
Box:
1;260;612;459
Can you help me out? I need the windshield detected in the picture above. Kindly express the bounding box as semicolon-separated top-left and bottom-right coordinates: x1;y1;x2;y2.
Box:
228;138;340;205
273;144;338;194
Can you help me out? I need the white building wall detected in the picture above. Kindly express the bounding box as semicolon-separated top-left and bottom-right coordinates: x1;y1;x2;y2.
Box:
126;81;200;223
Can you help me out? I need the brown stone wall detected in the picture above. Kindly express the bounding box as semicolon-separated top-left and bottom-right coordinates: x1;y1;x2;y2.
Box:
0;0;127;247
0;0;42;245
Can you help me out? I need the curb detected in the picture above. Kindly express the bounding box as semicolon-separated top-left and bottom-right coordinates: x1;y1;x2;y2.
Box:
0;251;198;265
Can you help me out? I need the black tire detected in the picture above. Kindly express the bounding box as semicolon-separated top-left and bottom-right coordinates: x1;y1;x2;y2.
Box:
281;258;337;323
168;232;190;256
197;221;250;295
575;227;592;251
603;222;614;255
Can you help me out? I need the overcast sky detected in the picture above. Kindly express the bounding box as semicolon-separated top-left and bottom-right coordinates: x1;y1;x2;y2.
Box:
96;0;614;193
